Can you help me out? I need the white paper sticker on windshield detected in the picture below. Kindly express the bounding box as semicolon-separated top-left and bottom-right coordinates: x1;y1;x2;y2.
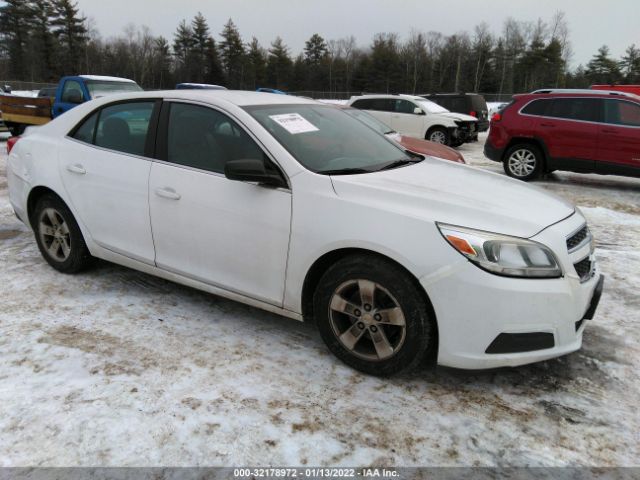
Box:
269;113;319;134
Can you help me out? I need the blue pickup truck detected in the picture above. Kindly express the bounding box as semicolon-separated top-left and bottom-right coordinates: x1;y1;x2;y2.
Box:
0;75;142;136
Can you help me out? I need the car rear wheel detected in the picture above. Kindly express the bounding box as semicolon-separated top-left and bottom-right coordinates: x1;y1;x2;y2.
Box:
33;194;94;273
426;127;449;145
504;144;543;181
314;255;436;376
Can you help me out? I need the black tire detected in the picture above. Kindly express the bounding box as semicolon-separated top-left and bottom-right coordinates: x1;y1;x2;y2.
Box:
426;126;450;146
6;122;25;137
313;254;436;376
503;143;543;181
32;194;94;273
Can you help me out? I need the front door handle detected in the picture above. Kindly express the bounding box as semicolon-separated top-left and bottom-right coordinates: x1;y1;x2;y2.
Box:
66;164;86;175
540;123;556;128
155;187;181;200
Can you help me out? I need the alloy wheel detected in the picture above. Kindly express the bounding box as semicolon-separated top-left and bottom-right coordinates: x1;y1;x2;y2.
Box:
429;130;447;144
38;208;71;262
507;149;537;177
328;279;407;361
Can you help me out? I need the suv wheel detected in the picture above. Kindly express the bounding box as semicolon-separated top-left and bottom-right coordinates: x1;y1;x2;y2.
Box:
426;127;449;145
314;255;436;376
504;144;543;181
33;194;94;273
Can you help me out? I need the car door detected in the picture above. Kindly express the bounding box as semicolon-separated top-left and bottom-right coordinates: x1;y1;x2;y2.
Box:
598;99;640;172
55;79;86;117
534;97;601;171
149;101;292;306
60;100;159;264
390;99;422;138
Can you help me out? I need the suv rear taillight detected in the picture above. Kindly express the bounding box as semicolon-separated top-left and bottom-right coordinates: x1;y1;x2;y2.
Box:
7;136;19;154
469;110;477;118
491;112;502;122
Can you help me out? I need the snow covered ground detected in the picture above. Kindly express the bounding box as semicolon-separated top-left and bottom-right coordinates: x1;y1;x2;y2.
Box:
0;133;639;467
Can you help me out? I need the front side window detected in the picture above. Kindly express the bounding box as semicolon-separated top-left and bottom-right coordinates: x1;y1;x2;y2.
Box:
61;80;84;104
166;103;265;174
547;98;601;122
604;100;640;127
245;104;412;174
94;102;155;156
394;100;416;114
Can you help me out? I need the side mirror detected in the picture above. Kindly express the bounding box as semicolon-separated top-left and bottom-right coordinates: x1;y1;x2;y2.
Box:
224;159;286;188
4;85;12;94
414;107;424;115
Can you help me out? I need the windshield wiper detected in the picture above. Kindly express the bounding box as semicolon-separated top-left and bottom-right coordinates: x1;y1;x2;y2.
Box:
377;158;423;171
319;167;373;175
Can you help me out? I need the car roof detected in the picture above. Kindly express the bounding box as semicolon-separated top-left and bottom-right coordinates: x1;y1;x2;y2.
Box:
86;89;319;107
350;94;423;101
528;89;640;100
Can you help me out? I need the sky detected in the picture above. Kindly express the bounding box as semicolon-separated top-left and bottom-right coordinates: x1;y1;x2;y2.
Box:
74;0;638;68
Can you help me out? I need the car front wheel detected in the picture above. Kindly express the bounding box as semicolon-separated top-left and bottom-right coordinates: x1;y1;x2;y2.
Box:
426;127;449;145
504;144;543;181
314;255;436;376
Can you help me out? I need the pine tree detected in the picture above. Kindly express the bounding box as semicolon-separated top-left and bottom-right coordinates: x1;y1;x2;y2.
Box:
620;44;640;83
50;0;87;75
153;36;172;88
191;13;212;83
219;19;245;89
586;45;622;84
246;37;267;89
266;37;292;90
0;0;35;79
173;19;195;81
304;34;327;65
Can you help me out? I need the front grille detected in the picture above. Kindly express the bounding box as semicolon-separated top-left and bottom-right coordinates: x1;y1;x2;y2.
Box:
574;257;592;282
567;225;589;251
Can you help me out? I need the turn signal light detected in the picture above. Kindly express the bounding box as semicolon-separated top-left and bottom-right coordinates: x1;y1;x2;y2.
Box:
446;235;477;256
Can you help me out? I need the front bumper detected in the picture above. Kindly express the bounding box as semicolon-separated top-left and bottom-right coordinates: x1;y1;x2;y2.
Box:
448;122;478;143
422;213;603;370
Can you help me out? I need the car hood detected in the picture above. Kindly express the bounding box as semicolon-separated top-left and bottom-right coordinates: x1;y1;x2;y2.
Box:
438;112;478;122
330;159;575;238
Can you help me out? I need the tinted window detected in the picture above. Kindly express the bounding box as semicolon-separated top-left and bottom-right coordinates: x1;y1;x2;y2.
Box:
61;80;84;103
71;111;98;144
449;97;468;113
94;102;154;156
470;95;488;111
394;99;416;114
522;99;552;116
604;100;640;127
351;99;372;110
548;98;601;122
166;103;265;174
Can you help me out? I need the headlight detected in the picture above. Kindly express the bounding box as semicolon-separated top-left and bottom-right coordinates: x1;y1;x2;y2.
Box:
437;223;562;278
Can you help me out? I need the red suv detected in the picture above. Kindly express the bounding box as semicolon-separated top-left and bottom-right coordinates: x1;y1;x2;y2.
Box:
484;89;640;181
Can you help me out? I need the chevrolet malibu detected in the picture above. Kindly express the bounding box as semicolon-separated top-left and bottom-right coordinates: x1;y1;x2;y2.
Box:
7;91;604;376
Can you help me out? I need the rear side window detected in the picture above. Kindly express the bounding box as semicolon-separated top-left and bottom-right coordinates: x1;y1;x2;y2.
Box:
547;98;601;122
165;103;265;174
71;112;98;144
604;100;640;127
521;99;552;116
94;102;155;156
449;97;468;113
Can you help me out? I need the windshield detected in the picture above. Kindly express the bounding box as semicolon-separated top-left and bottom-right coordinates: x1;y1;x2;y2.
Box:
244;104;411;174
85;80;143;98
342;108;395;135
415;99;449;114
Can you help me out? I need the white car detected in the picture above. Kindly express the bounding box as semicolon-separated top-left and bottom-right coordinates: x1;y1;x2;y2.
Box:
347;94;479;146
7;90;603;376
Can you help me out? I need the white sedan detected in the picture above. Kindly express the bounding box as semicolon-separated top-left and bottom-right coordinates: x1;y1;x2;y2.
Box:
7;90;604;376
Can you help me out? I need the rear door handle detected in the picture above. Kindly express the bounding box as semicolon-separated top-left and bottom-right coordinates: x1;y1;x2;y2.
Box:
155;187;181;200
66;164;86;175
601;129;618;134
